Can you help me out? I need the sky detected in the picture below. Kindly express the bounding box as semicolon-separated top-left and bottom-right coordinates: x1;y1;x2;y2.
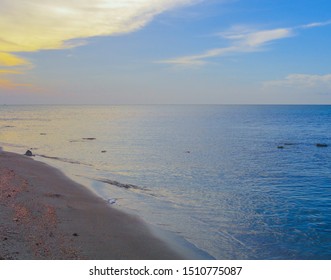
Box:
1;0;331;104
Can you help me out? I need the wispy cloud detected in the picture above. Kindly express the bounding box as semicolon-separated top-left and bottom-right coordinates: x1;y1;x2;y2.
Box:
159;20;331;66
264;73;331;91
159;46;241;66
0;70;22;75
0;66;34;90
0;78;34;90
0;0;199;89
299;20;331;29
158;27;293;66
218;26;293;46
263;73;331;99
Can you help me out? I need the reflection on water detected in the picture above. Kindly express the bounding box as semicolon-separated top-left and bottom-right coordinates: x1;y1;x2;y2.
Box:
1;105;331;259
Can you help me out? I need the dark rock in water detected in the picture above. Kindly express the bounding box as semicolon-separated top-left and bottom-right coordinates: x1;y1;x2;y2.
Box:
98;178;143;190
277;146;284;149
185;151;191;153
101;150;107;153
316;143;328;148
82;137;96;140
72;233;79;237
24;150;33;156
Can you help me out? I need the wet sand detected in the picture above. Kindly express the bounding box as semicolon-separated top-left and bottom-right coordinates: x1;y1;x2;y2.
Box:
0;150;185;260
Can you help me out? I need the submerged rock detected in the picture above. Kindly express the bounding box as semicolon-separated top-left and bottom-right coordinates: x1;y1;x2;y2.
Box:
277;146;284;149
24;150;33;156
82;137;96;140
316;143;328;148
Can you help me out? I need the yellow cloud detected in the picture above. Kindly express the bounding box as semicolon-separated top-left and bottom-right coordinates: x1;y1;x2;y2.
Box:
0;52;29;66
0;0;197;53
0;69;22;75
0;0;198;91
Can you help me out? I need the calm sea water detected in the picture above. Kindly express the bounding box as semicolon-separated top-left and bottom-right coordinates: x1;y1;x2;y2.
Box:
1;105;330;259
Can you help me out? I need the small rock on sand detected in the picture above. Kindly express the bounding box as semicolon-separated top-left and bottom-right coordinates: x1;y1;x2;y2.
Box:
24;150;33;156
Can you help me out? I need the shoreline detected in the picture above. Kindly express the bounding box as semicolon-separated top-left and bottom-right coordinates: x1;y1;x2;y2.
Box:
0;149;204;260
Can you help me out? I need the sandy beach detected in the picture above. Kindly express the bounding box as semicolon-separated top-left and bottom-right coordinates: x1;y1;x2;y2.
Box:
0;149;186;260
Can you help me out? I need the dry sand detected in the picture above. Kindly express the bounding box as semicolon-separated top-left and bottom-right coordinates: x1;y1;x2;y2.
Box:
0;150;185;260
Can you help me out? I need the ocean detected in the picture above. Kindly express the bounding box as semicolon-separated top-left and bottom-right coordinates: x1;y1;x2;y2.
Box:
0;105;330;259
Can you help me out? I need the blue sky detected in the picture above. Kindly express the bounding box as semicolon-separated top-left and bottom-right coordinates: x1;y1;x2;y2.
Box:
1;0;331;104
